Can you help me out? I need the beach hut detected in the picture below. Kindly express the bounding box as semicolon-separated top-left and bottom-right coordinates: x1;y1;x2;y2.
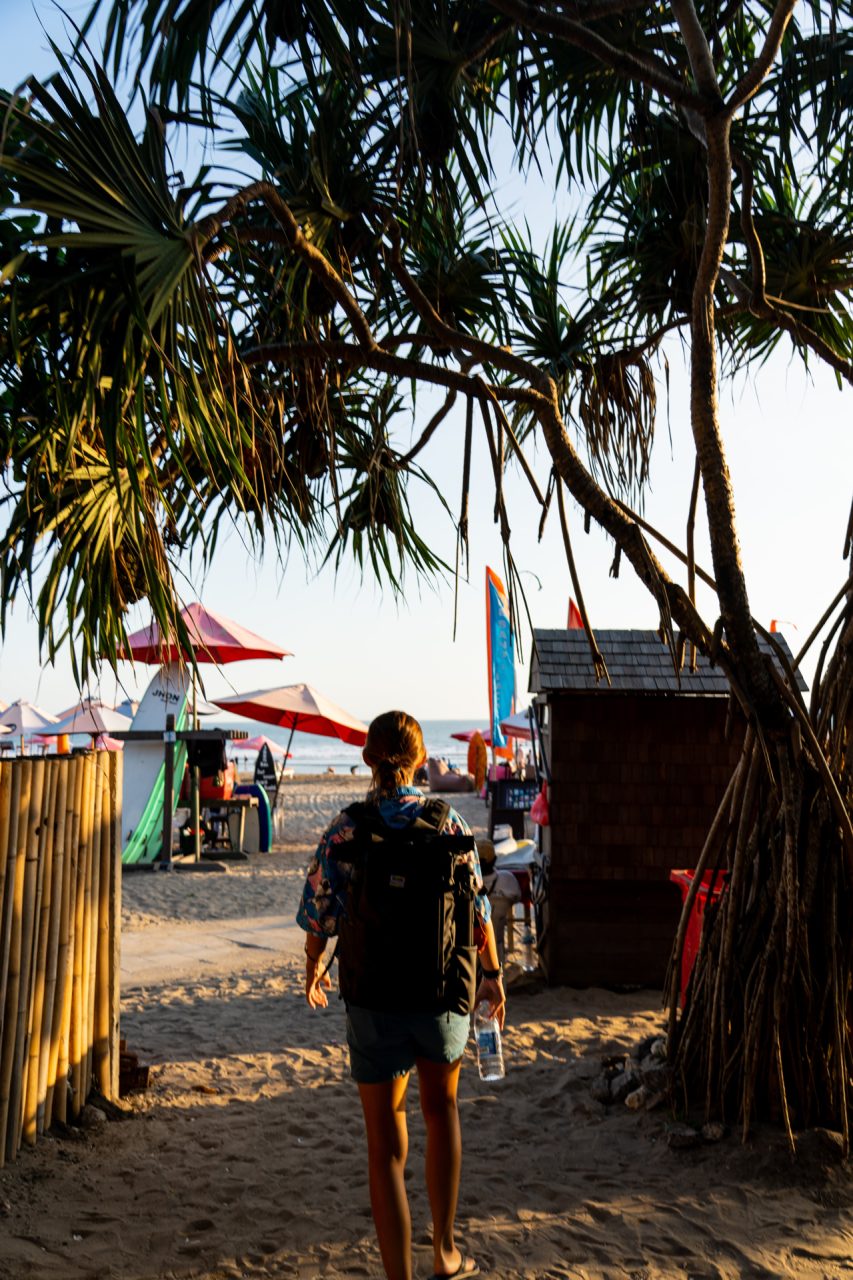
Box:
529;628;803;988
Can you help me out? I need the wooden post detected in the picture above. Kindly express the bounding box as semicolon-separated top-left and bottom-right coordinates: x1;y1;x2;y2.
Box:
36;757;67;1131
6;759;43;1162
162;714;176;866
22;762;57;1146
54;755;84;1126
0;762;20;1056
97;752;122;1100
41;758;70;1131
191;680;202;862
92;756;111;1095
0;761;24;1167
70;755;93;1120
83;756;104;1102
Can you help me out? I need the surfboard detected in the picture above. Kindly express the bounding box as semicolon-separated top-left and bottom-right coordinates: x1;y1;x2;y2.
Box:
229;783;272;854
467;731;488;792
122;662;192;866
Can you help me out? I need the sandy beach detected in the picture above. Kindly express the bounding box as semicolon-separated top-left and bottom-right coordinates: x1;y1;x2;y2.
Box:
1;776;851;1280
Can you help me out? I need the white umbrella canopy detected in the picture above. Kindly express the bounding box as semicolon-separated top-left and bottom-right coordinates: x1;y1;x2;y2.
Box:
112;698;140;720
0;700;60;735
51;699;133;737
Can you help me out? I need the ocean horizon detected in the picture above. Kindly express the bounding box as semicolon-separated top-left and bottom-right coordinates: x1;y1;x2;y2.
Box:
223;717;489;775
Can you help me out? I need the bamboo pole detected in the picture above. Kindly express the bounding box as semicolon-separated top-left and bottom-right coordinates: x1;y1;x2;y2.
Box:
54;756;84;1126
94;754;116;1097
110;753;122;1100
70;754;94;1121
36;760;68;1134
0;763;12;955
0;762;24;1167
5;759;43;1162
0;762;20;1051
84;756;105;1101
22;762;58;1146
42;758;71;1131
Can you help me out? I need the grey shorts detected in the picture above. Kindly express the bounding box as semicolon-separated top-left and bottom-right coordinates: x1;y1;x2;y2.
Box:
345;1005;470;1084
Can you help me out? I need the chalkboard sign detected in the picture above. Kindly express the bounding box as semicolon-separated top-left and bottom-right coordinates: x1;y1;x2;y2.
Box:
254;743;278;797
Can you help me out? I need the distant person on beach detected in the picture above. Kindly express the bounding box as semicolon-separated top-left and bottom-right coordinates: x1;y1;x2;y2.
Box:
297;710;505;1280
477;839;522;966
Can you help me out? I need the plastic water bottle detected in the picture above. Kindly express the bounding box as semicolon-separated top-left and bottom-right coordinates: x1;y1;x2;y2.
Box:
520;922;537;972
473;1001;505;1081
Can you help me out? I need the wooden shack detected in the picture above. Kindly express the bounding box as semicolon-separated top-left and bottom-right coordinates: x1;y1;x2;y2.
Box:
529;628;799;988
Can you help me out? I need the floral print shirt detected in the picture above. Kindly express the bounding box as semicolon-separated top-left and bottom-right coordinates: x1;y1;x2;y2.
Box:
296;786;491;936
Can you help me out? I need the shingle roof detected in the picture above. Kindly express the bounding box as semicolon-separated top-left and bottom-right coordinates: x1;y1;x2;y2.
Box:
529;628;807;696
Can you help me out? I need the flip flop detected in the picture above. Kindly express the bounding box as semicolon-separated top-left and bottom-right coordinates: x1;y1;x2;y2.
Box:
430;1259;480;1279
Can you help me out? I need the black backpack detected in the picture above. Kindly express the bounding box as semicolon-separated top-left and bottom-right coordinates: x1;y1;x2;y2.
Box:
331;799;478;1015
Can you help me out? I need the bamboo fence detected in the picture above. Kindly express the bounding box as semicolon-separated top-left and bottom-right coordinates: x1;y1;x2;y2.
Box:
0;751;122;1165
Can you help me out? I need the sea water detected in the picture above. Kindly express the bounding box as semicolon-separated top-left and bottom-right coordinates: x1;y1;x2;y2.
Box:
225;717;488;776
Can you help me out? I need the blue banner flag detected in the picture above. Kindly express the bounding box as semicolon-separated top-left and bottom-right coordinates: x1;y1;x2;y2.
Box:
486;568;515;749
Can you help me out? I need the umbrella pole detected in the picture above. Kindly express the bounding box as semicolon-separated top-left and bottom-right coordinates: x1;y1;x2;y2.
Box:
273;719;298;810
191;679;201;862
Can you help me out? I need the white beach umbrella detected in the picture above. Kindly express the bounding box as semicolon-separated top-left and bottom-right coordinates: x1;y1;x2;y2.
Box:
51;698;133;737
112;698;140;720
0;700;61;753
0;700;61;735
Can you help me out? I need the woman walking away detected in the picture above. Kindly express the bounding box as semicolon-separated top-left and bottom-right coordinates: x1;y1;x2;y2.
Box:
297;711;505;1280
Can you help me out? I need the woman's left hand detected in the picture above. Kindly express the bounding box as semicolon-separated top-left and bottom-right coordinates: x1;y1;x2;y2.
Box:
474;975;506;1029
305;956;333;1009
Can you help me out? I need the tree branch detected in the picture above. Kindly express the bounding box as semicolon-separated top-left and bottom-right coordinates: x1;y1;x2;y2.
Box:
726;0;797;113
487;0;704;112
733;153;767;310
554;0;656;18
386;225;546;387
241;339;551;411
669;0;721;100
534;377;715;658
194;182;377;349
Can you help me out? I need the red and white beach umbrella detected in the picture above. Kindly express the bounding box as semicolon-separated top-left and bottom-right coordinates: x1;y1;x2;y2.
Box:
120;602;291;665
451;709;534;745
236;734;292;757
212;683;368;757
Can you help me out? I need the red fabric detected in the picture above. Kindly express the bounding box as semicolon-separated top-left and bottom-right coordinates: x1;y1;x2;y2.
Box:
121;602;291;664
567;599;584;630
530;782;550;826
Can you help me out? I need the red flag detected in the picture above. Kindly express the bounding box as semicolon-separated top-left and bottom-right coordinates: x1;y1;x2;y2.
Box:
567;598;584;630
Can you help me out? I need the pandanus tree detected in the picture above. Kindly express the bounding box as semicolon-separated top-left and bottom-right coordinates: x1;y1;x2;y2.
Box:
1;1;852;1142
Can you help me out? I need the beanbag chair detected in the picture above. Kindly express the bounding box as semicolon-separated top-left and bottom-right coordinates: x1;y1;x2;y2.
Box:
427;757;475;793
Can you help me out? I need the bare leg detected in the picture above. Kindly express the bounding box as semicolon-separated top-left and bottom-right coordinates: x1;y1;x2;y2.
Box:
357;1075;412;1280
417;1057;475;1277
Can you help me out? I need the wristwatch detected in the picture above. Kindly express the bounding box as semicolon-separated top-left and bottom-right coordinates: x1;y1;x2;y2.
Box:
481;966;502;980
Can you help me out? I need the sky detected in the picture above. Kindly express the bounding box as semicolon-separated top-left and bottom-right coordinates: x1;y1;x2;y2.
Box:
0;1;851;724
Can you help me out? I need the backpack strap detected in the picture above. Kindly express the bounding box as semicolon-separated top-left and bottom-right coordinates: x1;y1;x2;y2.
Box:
410;798;452;834
342;799;452;839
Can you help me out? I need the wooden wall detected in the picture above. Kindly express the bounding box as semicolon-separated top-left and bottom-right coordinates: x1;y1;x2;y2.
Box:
0;752;122;1166
539;693;742;987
